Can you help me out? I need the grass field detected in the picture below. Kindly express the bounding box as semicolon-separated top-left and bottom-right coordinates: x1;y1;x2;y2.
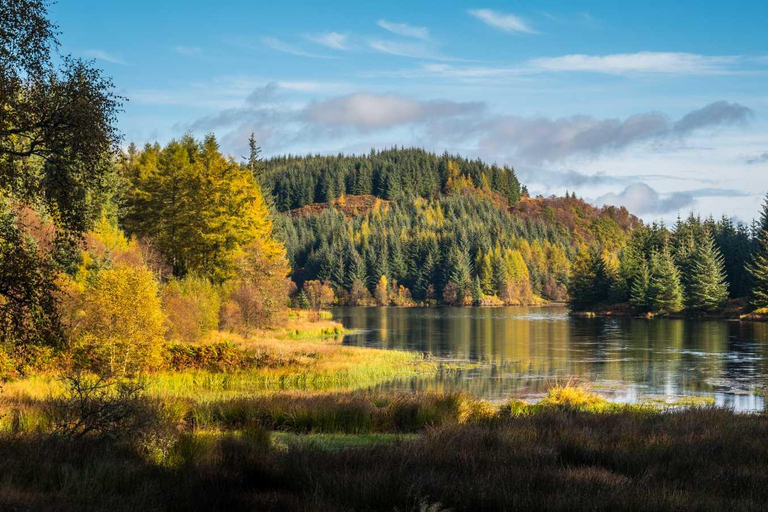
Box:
2;315;767;511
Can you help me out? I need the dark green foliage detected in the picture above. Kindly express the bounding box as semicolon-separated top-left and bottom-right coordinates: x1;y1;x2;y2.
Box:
629;258;650;312
0;0;119;350
1;0;122;237
647;247;683;314
747;195;768;310
567;248;617;312
264;148;522;211
277;192;573;303
0;201;62;350
686;234;729;313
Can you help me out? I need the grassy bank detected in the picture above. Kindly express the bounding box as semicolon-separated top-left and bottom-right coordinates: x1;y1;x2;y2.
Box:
1;314;434;403
1;387;767;511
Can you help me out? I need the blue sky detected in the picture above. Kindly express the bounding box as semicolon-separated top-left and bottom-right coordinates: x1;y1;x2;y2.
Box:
51;0;768;222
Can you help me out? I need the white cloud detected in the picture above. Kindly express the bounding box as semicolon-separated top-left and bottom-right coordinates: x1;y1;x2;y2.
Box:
261;37;336;59
468;9;538;34
530;52;741;75
369;39;450;60
306;32;349;50
595;183;693;215
306;92;483;131
594;183;748;215
83;49;127;65
377;19;429;40
174;46;202;56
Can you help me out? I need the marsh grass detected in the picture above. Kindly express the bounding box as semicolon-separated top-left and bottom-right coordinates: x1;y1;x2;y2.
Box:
1;393;767;511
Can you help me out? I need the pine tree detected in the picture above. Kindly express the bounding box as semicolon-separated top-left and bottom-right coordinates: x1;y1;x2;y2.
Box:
747;194;768;310
567;247;616;311
629;258;650;312
246;133;263;179
686;234;729;312
472;276;484;305
648;248;683;315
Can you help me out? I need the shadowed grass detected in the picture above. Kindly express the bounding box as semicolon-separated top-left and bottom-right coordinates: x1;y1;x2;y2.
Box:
1;398;768;511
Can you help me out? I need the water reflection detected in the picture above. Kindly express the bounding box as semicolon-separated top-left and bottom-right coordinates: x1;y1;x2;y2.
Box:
333;306;768;412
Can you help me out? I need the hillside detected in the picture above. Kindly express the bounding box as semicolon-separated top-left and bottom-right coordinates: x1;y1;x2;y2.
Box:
265;148;638;305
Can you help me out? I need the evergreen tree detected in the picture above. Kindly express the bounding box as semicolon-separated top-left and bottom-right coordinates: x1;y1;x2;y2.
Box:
246;133;263;179
747;194;768;310
567;247;616;311
472;276;484;305
629;258;650;312
686;234;729;312
648;248;683;315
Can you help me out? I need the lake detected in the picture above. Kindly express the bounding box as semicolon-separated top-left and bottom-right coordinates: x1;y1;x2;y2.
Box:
332;306;768;412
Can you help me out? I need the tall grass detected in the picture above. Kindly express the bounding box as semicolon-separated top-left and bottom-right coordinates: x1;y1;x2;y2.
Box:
1;396;767;511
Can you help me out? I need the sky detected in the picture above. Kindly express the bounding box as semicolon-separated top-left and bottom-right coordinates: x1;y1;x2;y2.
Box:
51;0;768;223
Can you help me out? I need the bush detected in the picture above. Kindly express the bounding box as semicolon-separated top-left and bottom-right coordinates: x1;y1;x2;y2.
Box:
162;275;221;343
165;342;249;372
70;264;165;377
47;374;158;441
303;280;335;310
221;239;290;335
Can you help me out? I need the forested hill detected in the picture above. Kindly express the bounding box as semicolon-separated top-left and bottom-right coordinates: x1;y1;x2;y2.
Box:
264;147;639;306
263;148;525;210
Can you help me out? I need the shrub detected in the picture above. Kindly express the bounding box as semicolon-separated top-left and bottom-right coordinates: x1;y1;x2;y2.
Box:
303;280;335;310
71;264;165;377
162;275;221;343
47;374;158;441
165;342;249;372
220;239;290;335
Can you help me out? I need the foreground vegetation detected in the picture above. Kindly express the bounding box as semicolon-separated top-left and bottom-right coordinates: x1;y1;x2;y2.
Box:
1;385;767;511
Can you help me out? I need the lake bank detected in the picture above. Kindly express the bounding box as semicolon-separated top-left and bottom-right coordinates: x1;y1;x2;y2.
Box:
2;386;768;511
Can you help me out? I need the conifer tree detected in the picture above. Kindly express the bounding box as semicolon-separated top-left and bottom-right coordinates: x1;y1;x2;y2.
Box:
686;234;729;312
648;248;683;315
629;258;650;312
747;194;768;310
567;247;616;311
472;276;484;305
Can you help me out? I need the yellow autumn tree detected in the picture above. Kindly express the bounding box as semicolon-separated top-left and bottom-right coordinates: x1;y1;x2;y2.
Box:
444;160;474;195
72;264;165;377
122;134;284;283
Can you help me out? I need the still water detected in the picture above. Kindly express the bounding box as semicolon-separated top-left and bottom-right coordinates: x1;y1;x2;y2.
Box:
332;306;768;412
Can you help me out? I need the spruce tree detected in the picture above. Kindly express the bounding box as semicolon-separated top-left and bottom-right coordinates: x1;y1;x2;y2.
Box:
686;234;729;312
648;247;683;315
472;276;484;305
747;194;768;310
629;258;650;312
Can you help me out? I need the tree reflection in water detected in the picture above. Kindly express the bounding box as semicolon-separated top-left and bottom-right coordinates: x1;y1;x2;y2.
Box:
334;306;768;412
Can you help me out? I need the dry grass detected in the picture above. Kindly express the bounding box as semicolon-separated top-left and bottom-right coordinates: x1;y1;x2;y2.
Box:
0;315;433;404
1;393;767;511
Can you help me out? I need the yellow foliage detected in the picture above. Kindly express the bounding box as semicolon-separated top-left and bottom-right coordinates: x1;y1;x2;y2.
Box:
71;264;165;376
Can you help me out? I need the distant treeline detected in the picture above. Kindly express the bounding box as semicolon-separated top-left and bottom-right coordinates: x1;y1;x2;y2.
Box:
264;148;637;306
569;211;766;315
263;148;525;210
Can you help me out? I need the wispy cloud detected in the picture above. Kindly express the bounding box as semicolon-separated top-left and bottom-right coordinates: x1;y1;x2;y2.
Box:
530;52;742;75
369;39;452;60
83;49;127;65
468;9;538;34
379;51;761;81
377;19;430;40
174;46;202;56
306;32;349;50
261;36;336;59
